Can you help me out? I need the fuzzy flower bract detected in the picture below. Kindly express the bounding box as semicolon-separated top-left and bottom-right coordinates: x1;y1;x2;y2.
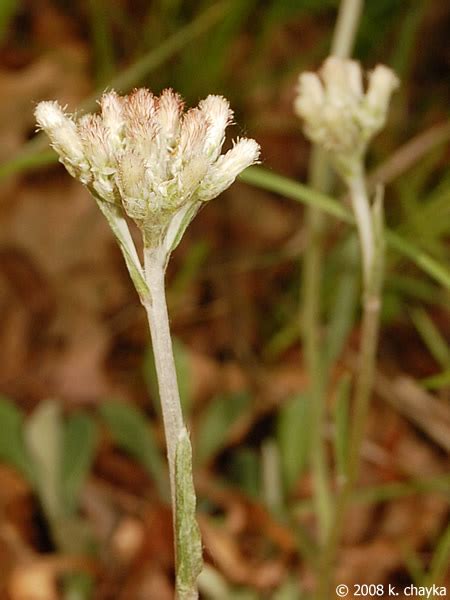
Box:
35;89;260;248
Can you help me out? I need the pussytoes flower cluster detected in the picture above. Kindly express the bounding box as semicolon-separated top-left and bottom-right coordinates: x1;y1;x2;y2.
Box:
294;57;399;178
35;89;260;247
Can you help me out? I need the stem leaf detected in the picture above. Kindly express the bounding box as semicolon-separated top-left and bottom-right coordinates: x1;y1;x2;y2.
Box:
175;428;203;599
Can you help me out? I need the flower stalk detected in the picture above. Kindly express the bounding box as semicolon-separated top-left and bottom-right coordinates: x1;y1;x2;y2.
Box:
143;245;183;502
317;175;384;600
301;0;364;543
295;56;398;598
35;89;259;598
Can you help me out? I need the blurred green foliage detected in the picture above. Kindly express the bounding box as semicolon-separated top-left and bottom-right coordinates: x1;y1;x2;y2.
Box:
100;398;167;497
196;392;251;464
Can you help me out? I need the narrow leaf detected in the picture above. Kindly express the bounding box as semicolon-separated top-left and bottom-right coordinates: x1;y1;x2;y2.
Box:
410;307;450;369
421;368;450;390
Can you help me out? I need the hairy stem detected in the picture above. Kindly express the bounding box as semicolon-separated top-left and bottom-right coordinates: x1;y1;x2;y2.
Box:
143;246;202;599
143;246;184;505
331;0;364;58
302;0;364;545
318;171;382;600
349;169;375;286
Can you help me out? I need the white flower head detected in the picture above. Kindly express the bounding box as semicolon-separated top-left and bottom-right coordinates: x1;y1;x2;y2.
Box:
35;89;260;248
294;57;399;178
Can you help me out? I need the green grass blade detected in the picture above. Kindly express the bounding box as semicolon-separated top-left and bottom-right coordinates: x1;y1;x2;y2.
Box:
385;229;450;290
240;166;351;222
421;368;450;390
410;307;450;369
426;521;450;586
294;474;450;514
240;166;450;289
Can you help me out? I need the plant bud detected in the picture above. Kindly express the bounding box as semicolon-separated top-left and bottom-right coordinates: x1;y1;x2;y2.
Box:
294;57;399;178
36;89;260;248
